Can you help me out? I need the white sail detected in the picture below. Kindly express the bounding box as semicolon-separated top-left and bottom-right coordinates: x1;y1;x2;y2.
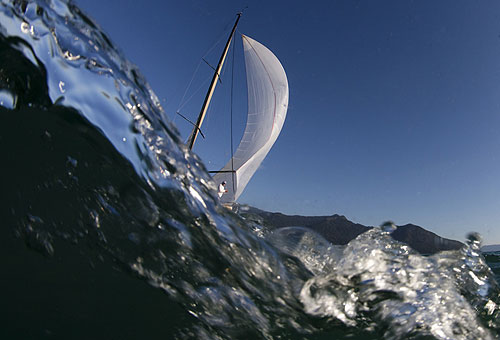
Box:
214;34;289;203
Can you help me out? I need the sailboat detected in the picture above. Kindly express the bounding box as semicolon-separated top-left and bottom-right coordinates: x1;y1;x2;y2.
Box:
186;13;289;204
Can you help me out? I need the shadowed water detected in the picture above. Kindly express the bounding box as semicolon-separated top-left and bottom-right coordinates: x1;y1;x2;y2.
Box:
1;1;499;339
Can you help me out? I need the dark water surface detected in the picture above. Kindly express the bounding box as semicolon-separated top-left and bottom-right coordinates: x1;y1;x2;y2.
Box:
1;1;499;339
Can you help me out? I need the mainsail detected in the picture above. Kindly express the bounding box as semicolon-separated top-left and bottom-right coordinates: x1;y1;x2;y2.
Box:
213;35;289;203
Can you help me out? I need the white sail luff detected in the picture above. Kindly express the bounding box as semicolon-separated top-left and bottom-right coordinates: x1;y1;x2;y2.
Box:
214;34;289;203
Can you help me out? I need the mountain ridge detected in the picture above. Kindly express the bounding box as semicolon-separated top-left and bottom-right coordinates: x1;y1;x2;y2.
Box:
241;206;463;254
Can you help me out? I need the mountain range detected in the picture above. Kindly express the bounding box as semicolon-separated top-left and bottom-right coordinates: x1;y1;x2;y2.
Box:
241;206;463;254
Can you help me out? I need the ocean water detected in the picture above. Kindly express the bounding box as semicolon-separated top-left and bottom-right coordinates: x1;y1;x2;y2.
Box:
1;1;499;339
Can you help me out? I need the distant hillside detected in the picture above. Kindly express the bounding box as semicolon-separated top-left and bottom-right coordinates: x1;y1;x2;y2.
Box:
482;245;500;253
391;224;463;254
243;207;463;254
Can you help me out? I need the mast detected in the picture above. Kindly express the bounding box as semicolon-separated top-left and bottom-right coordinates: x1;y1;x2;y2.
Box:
187;13;242;150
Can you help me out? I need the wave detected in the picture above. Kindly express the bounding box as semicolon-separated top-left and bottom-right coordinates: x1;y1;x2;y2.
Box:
1;1;499;339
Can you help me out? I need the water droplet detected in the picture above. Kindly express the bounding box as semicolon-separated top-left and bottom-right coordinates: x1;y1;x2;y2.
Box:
42;131;52;141
380;221;397;233
27;214;44;224
66;156;77;167
63;50;80;61
90;210;100;228
20;21;36;36
20;21;30;34
22;214;54;256
0;90;15;109
466;232;482;249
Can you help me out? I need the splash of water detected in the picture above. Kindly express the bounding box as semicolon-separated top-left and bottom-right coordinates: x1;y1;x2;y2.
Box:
1;1;499;339
298;226;500;339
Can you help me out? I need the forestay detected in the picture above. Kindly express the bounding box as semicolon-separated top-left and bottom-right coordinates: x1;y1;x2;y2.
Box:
214;35;289;203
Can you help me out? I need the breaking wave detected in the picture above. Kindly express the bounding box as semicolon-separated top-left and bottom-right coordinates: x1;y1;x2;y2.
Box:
1;1;499;339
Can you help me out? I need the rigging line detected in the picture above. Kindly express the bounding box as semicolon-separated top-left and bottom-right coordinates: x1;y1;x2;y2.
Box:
177;43;230;123
194;38;231;129
202;58;222;84
175;23;232;115
230;33;236;195
176;76;211;112
202;24;232;59
175;59;203;120
176;111;205;139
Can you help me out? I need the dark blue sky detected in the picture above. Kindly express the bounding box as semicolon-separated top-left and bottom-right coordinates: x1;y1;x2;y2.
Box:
75;0;500;244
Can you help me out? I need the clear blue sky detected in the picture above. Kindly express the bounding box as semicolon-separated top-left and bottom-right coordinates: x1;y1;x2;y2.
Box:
74;0;500;244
